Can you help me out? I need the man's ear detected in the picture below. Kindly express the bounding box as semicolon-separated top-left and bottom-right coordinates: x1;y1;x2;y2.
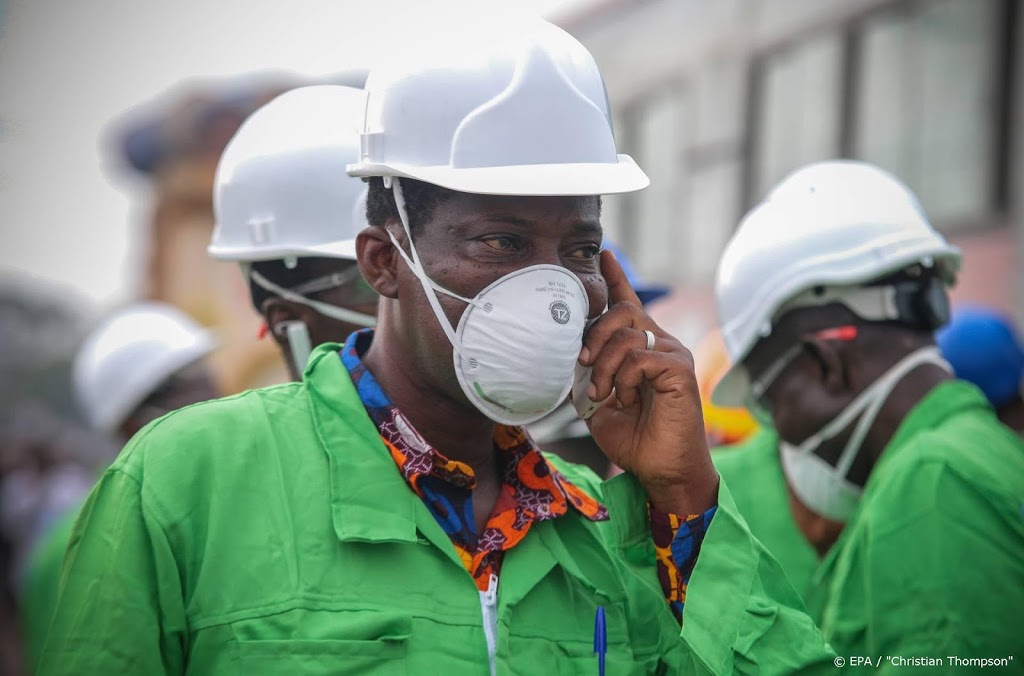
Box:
261;298;315;350
357;225;401;299
803;337;851;395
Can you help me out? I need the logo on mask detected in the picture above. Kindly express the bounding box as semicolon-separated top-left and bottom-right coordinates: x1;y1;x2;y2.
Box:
549;301;571;324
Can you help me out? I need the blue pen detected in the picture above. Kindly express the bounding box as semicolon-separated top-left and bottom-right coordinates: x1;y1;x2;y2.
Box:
593;606;607;676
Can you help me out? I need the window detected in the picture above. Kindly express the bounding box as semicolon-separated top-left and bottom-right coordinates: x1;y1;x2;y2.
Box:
631;86;688;281
751;31;844;202
852;0;1000;227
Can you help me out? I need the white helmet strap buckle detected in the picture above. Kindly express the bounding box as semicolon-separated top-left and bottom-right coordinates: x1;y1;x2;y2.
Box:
776;285;900;324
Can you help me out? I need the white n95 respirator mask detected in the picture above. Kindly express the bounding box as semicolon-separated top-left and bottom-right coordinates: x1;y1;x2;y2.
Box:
780;346;950;522
388;178;589;426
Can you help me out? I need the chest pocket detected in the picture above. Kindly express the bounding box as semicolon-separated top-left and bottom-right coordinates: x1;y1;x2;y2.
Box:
232;610;410;676
505;600;665;676
504;637;664;676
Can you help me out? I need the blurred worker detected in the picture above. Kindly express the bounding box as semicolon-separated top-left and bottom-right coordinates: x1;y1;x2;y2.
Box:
700;329;817;599
40;16;832;673
208;85;379;379
113;72;365;392
21;302;218;669
714;160;1024;664
0;280;107;676
526;241;668;477
72;303;219;442
938;306;1024;435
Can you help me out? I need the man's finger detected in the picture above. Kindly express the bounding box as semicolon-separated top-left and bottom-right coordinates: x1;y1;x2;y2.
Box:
602;248;643;307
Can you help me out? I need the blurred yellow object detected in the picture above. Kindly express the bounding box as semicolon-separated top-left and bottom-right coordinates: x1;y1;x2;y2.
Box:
695;329;758;446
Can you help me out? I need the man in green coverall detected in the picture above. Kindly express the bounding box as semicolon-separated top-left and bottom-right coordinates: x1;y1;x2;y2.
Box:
39;16;834;674
713;160;1024;670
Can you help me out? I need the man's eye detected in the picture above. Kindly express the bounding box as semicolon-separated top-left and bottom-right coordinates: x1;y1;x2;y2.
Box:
569;246;601;260
481;236;517;251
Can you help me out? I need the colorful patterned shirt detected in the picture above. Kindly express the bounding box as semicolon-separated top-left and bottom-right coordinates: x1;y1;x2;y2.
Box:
341;330;714;616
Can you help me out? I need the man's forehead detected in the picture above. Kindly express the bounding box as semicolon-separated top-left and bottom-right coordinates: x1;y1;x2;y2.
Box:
439;192;602;231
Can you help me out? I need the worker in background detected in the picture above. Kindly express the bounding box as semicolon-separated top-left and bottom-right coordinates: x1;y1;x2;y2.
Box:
40;15;833;673
208;85;379;379
702;328;817;599
713;159;1024;666
112;72;366;392
937;305;1024;435
0;281;105;676
20;302;218;669
526;241;669;477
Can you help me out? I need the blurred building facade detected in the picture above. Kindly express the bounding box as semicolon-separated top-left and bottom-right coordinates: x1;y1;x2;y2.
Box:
562;0;1020;342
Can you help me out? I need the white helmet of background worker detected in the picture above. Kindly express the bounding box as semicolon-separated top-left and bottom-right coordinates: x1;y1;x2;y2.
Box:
72;303;216;434
209;85;377;376
712;160;961;522
347;14;649;426
713;160;961;408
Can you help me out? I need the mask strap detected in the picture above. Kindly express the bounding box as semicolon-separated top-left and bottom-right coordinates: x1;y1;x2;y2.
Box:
832;347;949;478
795;346;949;493
386;231;478;305
249;268;377;328
389;177;478;358
289;266;364;296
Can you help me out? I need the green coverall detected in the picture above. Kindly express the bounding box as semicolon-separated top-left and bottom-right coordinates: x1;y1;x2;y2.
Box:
20;510;76;671
38;344;834;674
805;381;1024;672
712;429;818;600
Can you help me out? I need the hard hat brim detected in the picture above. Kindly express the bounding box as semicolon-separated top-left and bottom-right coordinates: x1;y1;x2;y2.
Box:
207;239;358;262
710;363;751;409
347;155;649;196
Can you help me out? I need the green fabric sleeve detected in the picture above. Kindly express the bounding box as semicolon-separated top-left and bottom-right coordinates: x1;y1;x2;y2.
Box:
36;467;186;676
604;471;836;674
837;467;1024;672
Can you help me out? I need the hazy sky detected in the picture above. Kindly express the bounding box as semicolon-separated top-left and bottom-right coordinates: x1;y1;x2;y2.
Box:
0;0;597;309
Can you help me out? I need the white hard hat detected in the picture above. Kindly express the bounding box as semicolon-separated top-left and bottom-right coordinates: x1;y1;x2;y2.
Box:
713;160;961;407
72;303;216;432
347;15;648;196
209;85;369;262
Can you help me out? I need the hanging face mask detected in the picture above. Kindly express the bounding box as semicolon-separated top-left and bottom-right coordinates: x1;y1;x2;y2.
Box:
387;177;589;426
272;320;314;376
780;346;951;522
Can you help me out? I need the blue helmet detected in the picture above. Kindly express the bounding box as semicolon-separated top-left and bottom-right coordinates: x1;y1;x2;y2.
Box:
602;241;670;306
937;306;1024;407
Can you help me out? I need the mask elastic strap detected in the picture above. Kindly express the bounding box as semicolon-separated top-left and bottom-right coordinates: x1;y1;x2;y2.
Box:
386;231;478;305
249;269;377;327
388;177;479;359
832;347;949;478
797;346;947;491
289;266;365;296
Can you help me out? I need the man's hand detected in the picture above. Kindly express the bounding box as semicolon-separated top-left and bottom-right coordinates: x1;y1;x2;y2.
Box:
578;249;719;515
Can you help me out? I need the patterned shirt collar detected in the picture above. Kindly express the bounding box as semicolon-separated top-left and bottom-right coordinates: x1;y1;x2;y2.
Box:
340;329;608;526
